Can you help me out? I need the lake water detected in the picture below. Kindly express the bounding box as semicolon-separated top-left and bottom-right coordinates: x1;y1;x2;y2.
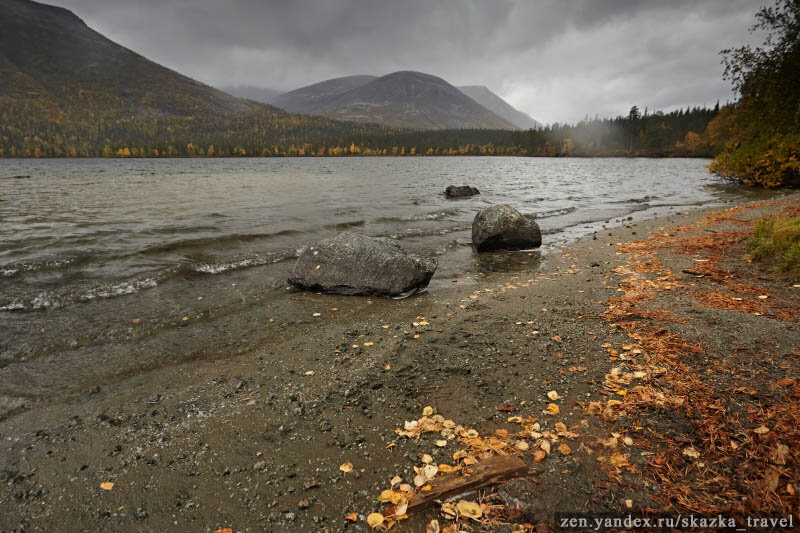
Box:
0;157;771;409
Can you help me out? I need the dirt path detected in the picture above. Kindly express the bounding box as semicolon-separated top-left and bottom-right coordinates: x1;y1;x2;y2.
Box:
1;196;798;532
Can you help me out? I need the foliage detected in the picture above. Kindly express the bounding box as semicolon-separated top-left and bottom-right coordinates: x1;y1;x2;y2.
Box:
749;213;800;278
0;103;720;158
709;0;800;187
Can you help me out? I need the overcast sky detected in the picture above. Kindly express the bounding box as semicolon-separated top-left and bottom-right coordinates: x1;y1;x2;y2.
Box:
49;0;763;124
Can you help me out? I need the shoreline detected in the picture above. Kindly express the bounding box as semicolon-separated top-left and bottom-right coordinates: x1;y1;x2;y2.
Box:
1;193;798;531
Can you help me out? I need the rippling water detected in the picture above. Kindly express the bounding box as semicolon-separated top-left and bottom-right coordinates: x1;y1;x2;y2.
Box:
0;156;745;312
0;157;773;406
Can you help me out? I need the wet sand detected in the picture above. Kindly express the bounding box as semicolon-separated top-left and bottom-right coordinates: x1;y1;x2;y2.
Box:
1;194;798;532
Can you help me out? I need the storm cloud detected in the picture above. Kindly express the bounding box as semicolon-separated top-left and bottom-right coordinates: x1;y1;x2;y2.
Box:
47;0;763;124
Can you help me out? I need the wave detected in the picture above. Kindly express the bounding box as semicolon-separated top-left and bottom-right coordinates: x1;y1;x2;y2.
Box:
375;208;460;223
323;220;366;230
0;250;298;312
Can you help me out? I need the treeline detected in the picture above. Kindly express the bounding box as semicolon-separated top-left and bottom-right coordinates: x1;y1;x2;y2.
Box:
706;0;800;188
0;100;720;159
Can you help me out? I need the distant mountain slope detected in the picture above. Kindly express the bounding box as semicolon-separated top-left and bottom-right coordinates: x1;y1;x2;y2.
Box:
221;85;284;105
458;86;541;130
279;71;517;130
0;0;255;118
271;75;378;113
0;0;398;157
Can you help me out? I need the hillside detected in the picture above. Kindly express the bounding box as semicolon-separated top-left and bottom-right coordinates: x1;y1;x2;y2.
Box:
0;0;399;157
282;71;518;130
270;75;377;113
458;85;541;130
0;0;258;118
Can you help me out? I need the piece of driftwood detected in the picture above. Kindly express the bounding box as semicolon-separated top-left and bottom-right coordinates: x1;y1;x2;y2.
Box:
681;269;710;277
407;455;529;513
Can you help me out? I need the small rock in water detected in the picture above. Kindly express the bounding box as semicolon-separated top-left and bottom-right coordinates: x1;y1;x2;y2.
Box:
444;185;480;198
472;204;542;252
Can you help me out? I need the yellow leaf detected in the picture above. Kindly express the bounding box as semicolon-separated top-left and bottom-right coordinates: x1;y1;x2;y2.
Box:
683;447;701;458
422;406;434;416
100;481;114;491
545;403;560;415
312;312;321;317
753;425;770;434
390;475;402;486
456;500;482;520
367;512;385;528
547;390;559;401
340;462;354;473
363;342;374;347
304;370;314;376
435;439;448;447
421;453;433;464
346;512;358;522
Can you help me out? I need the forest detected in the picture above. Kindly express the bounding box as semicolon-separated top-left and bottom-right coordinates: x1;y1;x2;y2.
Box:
0;101;719;159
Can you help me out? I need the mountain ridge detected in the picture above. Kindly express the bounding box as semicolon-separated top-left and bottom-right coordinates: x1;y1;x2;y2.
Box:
457;85;541;130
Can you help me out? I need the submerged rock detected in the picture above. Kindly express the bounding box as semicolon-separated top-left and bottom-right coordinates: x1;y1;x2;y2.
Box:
472;204;542;252
289;232;437;297
445;185;480;198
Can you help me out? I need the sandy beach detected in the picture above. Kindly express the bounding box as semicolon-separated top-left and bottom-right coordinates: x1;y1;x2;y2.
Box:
2;193;798;532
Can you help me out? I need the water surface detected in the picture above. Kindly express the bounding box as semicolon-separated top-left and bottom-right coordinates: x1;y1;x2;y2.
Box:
0;157;771;408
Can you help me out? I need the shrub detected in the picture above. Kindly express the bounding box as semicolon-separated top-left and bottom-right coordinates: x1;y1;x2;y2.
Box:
749;214;800;278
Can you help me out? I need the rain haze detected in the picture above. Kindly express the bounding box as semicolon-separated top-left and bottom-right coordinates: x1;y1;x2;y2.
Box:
40;0;762;124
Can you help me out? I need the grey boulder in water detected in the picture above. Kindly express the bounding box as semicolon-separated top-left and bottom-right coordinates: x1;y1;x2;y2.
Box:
445;185;480;198
472;204;542;252
289;232;437;297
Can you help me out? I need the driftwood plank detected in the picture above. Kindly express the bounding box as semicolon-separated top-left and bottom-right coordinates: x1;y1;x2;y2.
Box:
407;455;529;513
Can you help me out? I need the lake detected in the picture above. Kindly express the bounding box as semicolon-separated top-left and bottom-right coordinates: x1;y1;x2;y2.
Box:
0;157;772;409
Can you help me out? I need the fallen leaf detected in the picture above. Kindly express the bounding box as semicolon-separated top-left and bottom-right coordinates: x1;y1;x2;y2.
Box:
423;464;438;480
558;443;572;455
516;441;530;451
683;447;701;459
213;529;233;533
547;390;559;401
545;403;560;415
304;370;314;376
552;335;562;342
753;425;770;434
346;512;358;522
131;318;141;324
363;342;374;347
533;450;546;463
100;481;114;491
426;519;440;533
540;440;551;454
367;512;385;529
421;454;433;464
312;312;321;317
456;500;482;520
422;406;434;416
340;462;354;473
413;474;426;487
435;440;448;447
496;404;514;412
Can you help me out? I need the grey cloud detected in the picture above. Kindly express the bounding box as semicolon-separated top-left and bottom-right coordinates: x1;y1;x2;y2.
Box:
47;0;762;123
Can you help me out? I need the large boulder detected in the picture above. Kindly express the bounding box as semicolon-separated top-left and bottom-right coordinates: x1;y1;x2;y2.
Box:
445;185;480;198
289;232;437;297
472;204;542;252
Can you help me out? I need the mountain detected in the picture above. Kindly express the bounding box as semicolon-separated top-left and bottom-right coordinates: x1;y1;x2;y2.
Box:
458;86;541;130
221;85;284;105
0;0;397;157
273;71;517;130
271;75;378;113
0;0;258;118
